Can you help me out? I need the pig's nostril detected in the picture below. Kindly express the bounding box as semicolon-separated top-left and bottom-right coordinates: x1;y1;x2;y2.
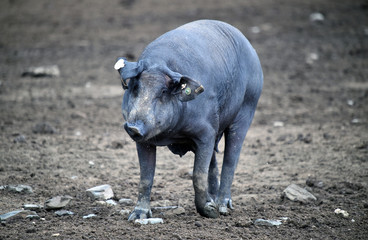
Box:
124;122;144;139
130;126;141;135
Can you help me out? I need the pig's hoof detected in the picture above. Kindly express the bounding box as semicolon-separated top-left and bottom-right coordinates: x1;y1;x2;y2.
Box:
219;199;234;216
127;207;152;221
203;200;219;218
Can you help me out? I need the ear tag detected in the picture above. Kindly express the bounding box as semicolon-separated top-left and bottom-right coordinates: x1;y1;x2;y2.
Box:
185;87;191;95
181;83;187;90
114;58;125;70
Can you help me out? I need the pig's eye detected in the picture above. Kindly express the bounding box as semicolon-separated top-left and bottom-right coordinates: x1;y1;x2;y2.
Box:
161;88;168;95
159;88;168;99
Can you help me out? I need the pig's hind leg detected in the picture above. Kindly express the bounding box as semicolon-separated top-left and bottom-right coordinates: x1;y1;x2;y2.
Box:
217;105;257;215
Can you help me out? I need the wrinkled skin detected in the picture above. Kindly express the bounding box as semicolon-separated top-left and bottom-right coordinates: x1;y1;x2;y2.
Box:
115;20;263;220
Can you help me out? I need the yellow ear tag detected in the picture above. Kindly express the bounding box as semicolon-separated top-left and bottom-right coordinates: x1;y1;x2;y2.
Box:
185;87;191;95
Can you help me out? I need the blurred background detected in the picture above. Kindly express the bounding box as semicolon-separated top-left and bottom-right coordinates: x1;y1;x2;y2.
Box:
0;0;367;239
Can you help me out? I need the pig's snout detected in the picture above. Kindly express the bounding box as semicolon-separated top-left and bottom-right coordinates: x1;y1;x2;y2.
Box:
124;121;146;140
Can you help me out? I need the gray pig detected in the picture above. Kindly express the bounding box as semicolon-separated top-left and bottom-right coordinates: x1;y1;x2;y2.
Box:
114;20;263;220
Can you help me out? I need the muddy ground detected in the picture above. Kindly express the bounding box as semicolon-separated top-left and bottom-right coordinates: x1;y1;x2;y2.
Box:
0;0;367;239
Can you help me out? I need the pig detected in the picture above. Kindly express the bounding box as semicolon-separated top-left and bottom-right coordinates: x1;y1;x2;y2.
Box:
114;20;263;220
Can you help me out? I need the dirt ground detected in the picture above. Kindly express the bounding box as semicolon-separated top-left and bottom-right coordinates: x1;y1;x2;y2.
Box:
0;0;367;239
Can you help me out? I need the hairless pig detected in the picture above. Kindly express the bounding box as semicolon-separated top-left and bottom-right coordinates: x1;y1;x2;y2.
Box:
114;20;263;220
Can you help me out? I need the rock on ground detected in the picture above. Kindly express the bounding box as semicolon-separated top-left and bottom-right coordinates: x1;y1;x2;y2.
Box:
282;184;317;203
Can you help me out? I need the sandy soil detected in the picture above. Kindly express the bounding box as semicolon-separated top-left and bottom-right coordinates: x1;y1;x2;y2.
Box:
0;0;367;239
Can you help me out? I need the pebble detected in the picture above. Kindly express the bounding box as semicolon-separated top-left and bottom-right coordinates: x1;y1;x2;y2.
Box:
0;210;39;221
119;209;131;217
306;52;319;65
178;169;193;180
70;111;87;119
254;218;282;226
282;184;317;203
111;140;126;149
119;198;134;206
273;121;284;127
134;218;164;225
13;134;27;143
1;184;33;194
26;213;40;220
83;214;97;219
347;99;354;106
106;199;117;206
154;206;186;217
32;122;57;134
194;221;202;227
251;26;261;34
55;210;74;216
0;210;24;221
86;184;114;200
23;204;43;211
309;12;325;22
351;118;360;124
151;200;172;207
306;177;324;188
22;65;60;78
44;195;73;210
334;208;349;218
166;206;185;216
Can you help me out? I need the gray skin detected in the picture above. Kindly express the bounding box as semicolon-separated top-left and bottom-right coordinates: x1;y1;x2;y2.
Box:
115;20;263;220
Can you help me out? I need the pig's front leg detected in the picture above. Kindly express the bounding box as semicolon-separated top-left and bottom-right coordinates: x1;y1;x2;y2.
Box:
193;134;219;218
128;143;156;221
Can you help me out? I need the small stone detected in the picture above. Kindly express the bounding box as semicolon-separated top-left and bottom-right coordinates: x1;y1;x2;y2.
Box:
26;213;40;220
347;99;354;106
282;184;317;203
297;133;312;144
22;65;60;78
194;221;202;227
0;210;38;221
254;218;282;226
45;195;73;210
118;198;134;206
83;214;97;219
163;207;186;216
52;233;60;237
306;52;319;65
71;111;87;119
55;210;74;216
13;135;27;143
151;200;172;208
86;184;114;200
96;200;107;205
0;210;24;221
306;177;324;188
106;199;117;206
119;209;131;217
273;121;284;127
134;218;164;225
32;122;57;134
309;12;324;22
111;140;125;149
178;169;193;180
4;184;33;194
23;204;42;211
351;118;360;124
334;208;349;218
235;218;253;227
251;26;260;34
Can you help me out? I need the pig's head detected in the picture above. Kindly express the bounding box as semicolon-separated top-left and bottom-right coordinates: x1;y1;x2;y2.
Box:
114;58;204;142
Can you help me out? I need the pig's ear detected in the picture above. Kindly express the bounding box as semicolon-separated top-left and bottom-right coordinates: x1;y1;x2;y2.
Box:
173;76;204;102
114;58;146;89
